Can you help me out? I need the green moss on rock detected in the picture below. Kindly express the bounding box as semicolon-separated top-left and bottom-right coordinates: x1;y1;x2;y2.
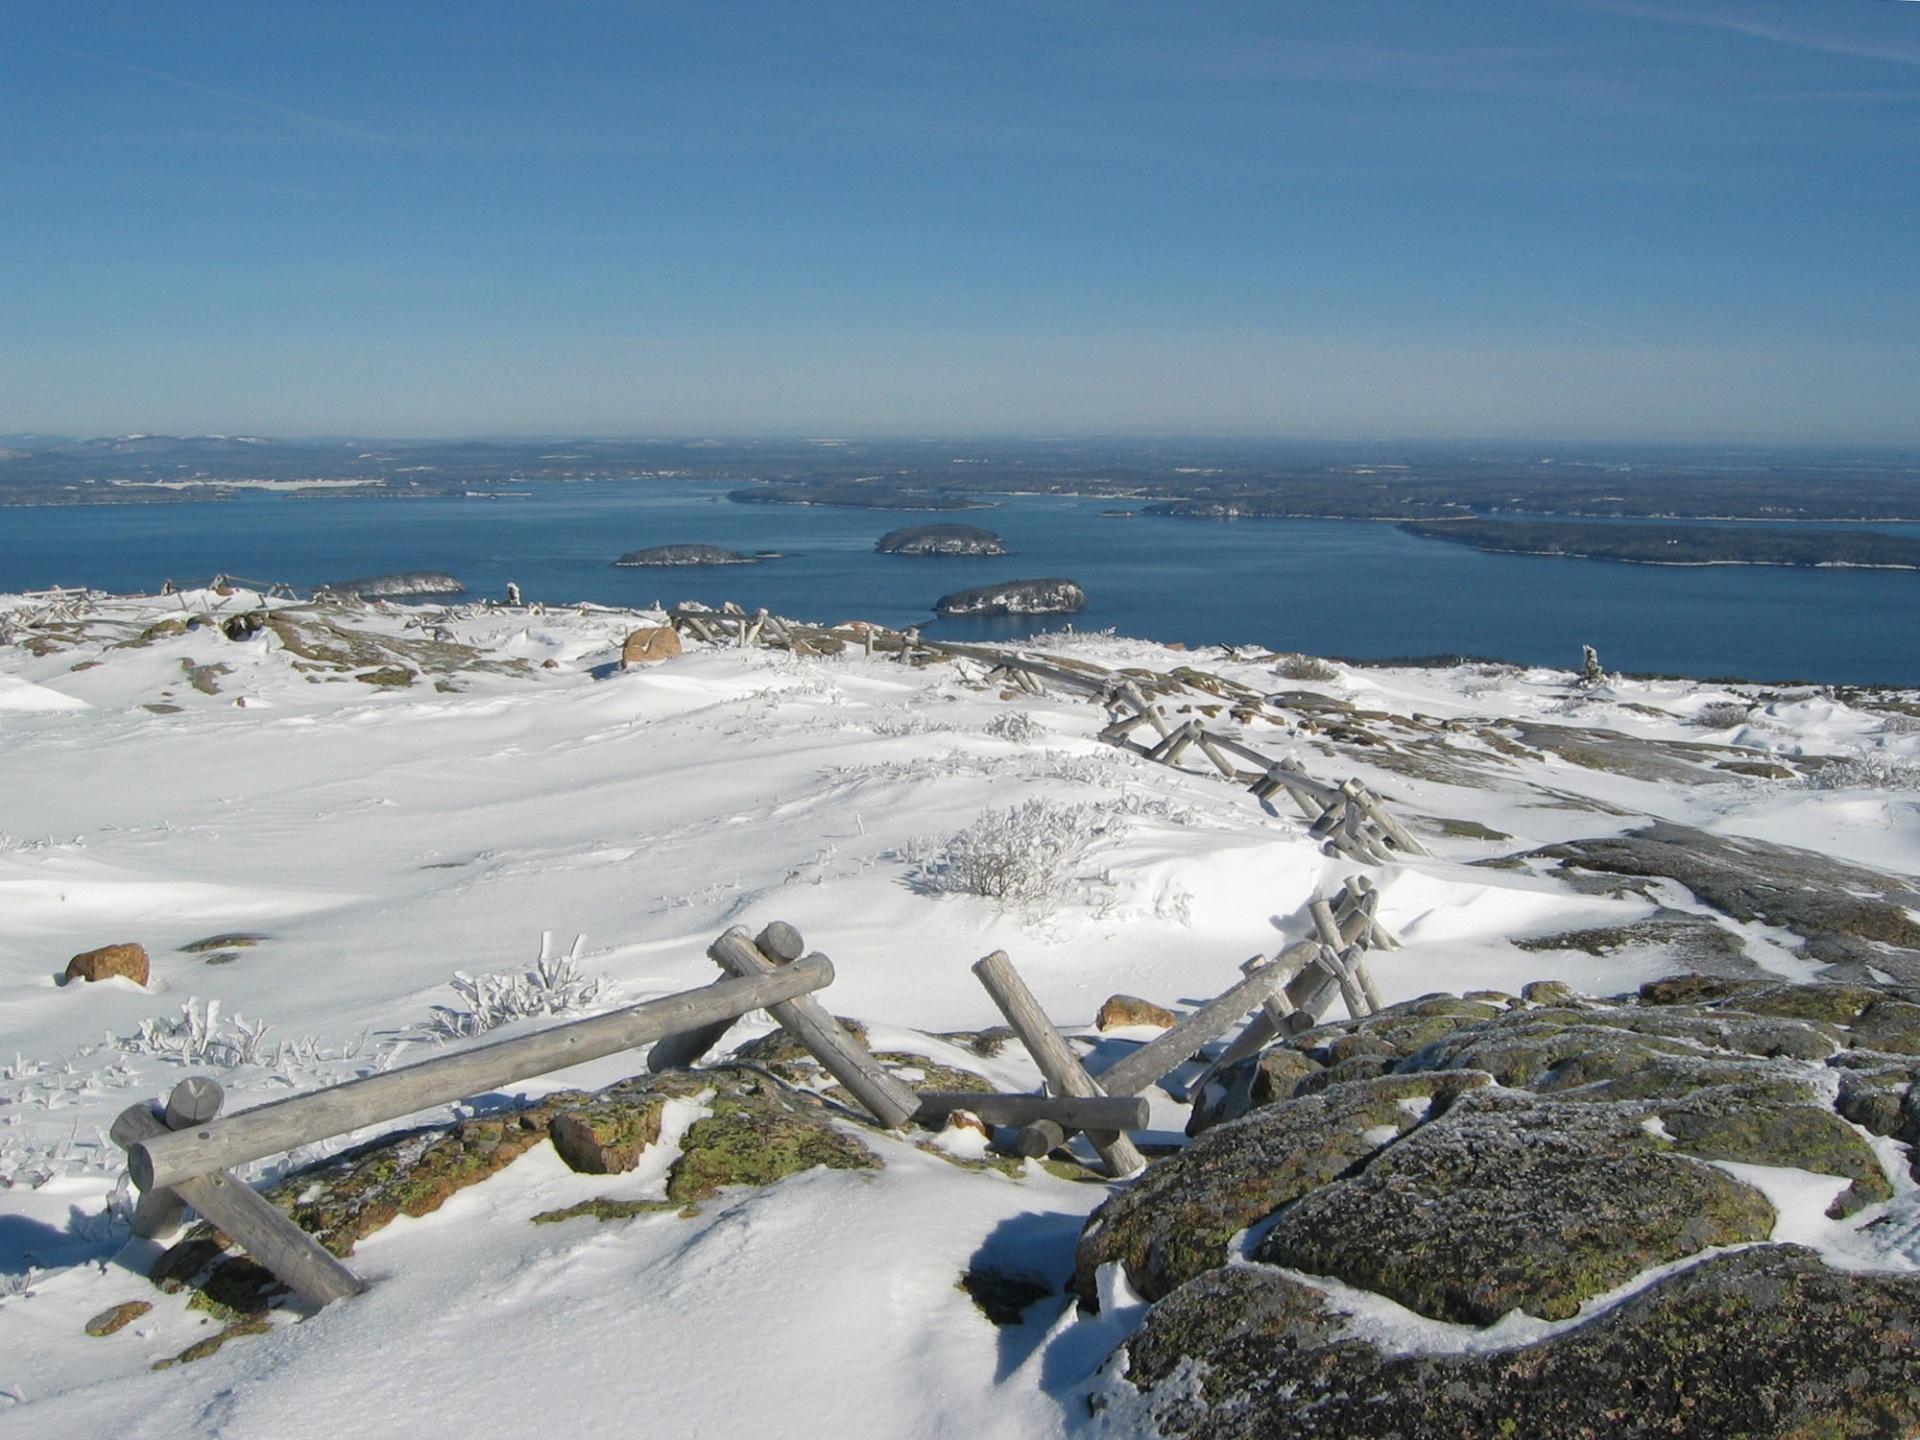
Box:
1255;1092;1776;1325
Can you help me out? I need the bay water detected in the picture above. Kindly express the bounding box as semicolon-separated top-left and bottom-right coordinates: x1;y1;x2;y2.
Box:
3;484;1915;686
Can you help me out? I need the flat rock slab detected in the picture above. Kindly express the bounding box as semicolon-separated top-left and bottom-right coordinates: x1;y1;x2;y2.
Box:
1255;1090;1776;1324
1114;1245;1920;1440
1074;1071;1491;1306
1520;821;1920;979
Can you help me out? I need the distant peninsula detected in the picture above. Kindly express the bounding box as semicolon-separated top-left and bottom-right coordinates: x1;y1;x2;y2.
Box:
729;484;989;512
1401;519;1920;570
875;523;1007;556
320;571;465;598
934;577;1086;617
613;544;762;567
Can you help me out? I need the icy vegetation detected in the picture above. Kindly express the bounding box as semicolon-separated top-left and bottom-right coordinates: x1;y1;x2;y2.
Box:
5;584;1920;1436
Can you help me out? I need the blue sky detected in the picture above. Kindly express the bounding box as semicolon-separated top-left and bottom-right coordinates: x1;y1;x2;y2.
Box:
2;1;1917;441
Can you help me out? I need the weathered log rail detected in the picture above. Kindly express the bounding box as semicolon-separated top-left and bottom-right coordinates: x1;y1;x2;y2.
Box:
118;949;837;1305
114;908;1403;1308
659;603;1427;866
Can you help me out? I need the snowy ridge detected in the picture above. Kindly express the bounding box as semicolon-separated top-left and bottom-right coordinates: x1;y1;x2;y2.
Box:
3;588;1920;1435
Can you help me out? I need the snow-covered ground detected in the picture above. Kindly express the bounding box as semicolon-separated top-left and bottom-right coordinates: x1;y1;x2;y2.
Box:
3;586;1918;1436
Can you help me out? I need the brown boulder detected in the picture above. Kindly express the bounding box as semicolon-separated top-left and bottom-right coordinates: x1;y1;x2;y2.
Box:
1097;994;1178;1031
65;943;149;986
622;626;683;666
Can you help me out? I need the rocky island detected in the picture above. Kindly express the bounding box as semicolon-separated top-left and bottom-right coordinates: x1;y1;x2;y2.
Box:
875;523;1007;556
319;570;465;598
612;544;762;567
933;577;1085;616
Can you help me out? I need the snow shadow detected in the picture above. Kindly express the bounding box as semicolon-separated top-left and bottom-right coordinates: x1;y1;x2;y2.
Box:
963;1209;1085;1382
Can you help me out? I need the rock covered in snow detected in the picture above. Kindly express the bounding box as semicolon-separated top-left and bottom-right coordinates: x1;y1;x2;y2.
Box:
933;577;1086;617
874;524;1007;556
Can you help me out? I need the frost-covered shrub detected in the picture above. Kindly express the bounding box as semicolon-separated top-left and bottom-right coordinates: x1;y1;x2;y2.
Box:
422;933;606;1040
1878;712;1920;735
909;799;1115;904
1793;757;1920;791
983;710;1044;744
1691;701;1753;729
1272;653;1340;682
127;998;274;1066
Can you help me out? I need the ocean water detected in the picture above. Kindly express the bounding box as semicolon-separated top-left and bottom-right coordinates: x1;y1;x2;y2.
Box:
3;483;1917;686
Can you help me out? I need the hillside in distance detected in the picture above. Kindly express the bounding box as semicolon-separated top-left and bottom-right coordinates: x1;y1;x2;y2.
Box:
4;435;1920;523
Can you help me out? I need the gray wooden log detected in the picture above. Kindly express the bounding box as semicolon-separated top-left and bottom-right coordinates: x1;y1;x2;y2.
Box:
132;955;834;1192
175;1168;366;1307
647;1018;737;1072
1315;943;1372;1018
113;1102;366;1307
1283;955;1346;1031
1193;944;1318;1080
1354;785;1429;856
1094;960;1297;1098
1123;682;1172;738
910;1092;1150;1130
707;929;920;1129
971;951;1146;1177
1195;732;1240;780
164;1075;224;1130
1098;712;1151;743
1347;951;1386;1014
112;1099;194;1240
755;921;806;962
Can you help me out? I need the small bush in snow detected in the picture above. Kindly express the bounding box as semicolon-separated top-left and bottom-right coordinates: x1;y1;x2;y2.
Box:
1272;653;1340;682
127;998;274;1067
1691;701;1752;729
983;710;1044;744
1878;712;1920;734
422;933;606;1040
908;798;1115;904
1792;757;1920;791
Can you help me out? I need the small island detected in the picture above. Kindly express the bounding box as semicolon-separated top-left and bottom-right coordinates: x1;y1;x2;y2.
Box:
934;577;1087;617
320;570;465;598
1401;518;1920;570
875;523;1007;556
613;544;761;567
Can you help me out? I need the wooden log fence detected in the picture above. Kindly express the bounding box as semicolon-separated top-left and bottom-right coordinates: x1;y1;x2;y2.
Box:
117;948;837;1305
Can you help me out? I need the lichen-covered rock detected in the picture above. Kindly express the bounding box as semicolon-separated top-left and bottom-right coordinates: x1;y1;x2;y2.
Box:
549;1093;668;1174
1095;994;1178;1032
664;1078;879;1204
85;1300;152;1336
1255;1091;1776;1324
1112;1246;1920;1440
64;942;148;985
1657;1093;1893;1217
1184;1047;1321;1136
1074;1071;1491;1306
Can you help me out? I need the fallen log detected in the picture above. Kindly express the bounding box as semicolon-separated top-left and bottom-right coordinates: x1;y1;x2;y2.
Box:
972;951;1146;1177
708;928;920;1129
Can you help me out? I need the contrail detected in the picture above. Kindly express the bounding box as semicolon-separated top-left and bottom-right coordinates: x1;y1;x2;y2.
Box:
54;45;402;147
